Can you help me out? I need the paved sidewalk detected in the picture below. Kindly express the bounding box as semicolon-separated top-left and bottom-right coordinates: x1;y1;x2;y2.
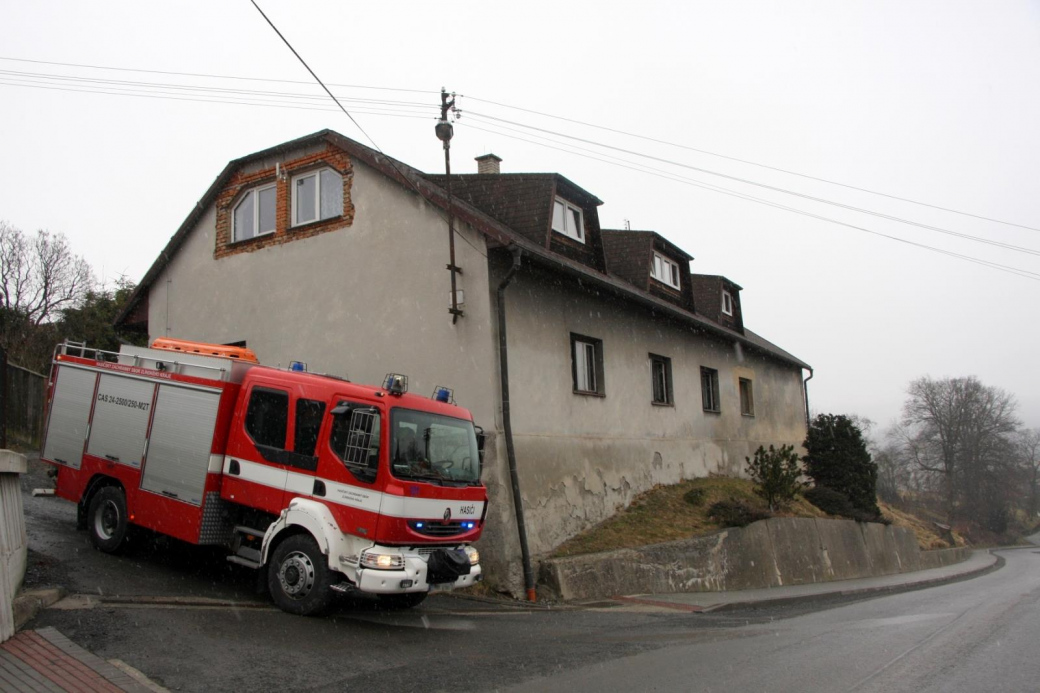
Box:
0;627;159;692
613;548;1002;612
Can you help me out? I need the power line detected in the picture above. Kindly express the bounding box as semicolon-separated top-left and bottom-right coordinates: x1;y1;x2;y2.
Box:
0;79;432;119
464;121;1040;282
466;111;1040;257
0;55;438;95
246;1;487;260
462;93;1040;234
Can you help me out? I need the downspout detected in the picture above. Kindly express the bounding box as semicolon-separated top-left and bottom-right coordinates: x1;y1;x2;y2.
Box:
803;367;814;426
496;246;536;602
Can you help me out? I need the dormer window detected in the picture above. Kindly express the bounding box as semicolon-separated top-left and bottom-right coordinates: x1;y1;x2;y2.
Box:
292;168;343;227
722;290;734;316
233;184;276;242
552;197;584;243
651;252;680;290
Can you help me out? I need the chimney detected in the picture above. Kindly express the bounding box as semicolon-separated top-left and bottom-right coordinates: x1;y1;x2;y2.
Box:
475;153;502;175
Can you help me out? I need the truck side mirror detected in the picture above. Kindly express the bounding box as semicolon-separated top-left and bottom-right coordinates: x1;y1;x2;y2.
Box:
474;426;486;465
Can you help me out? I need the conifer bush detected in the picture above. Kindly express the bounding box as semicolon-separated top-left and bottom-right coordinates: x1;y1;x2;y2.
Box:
803;414;882;520
745;444;804;511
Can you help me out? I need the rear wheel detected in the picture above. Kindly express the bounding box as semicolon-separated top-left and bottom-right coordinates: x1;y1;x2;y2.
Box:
377;592;428;610
87;486;129;554
268;534;334;616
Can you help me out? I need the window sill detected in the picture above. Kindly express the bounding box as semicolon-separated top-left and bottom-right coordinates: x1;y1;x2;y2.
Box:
228;230;276;247
289;215;345;234
703;408;721;415
552;230;586;246
650;278;681;292
573;389;605;398
651;401;674;407
741;413;756;418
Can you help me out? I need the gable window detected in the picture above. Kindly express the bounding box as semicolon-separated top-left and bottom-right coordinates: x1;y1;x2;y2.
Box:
292;168;343;226
651;252;681;290
739;378;755;416
650;354;673;405
552;197;585;243
571;333;604;395
722;290;734;316
701;367;720;413
233;184;276;242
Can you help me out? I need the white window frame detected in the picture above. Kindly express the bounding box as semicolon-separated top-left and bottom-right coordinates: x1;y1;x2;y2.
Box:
722;290;734;316
232;183;277;243
552;197;585;243
291;167;342;227
650;252;681;290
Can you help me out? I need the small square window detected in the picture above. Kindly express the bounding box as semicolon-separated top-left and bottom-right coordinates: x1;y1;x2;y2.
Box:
650;252;681;290
571;333;604;395
739;378;755;416
701;367;720;412
232;184;276;242
722;290;734;316
650;354;673;405
552;197;585;243
292;167;343;227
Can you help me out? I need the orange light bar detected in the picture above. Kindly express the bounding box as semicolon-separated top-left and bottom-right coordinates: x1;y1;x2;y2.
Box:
150;338;259;363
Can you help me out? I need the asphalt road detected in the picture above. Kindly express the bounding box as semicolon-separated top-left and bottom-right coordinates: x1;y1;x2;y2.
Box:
18;457;1040;692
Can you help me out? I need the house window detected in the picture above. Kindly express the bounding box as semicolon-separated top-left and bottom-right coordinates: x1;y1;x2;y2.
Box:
552;197;585;243
650;253;681;290
722;290;734;316
739;378;755;416
292;168;343;226
650;354;673;405
571;333;604;395
701;367;720;412
232;184;276;242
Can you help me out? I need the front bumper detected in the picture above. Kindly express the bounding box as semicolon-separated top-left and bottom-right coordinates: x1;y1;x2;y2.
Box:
350;548;482;595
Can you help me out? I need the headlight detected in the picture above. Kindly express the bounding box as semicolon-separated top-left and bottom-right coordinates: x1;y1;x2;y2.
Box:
360;551;405;570
464;546;479;566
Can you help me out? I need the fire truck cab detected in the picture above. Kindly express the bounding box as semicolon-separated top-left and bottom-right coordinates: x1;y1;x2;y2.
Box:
41;340;487;615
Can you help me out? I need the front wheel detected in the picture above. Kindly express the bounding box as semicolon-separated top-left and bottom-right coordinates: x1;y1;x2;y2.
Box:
377;592;428;610
88;486;129;554
268;535;334;616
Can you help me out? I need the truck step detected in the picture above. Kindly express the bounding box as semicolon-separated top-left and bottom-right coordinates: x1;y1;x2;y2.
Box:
234;525;266;539
227;555;262;569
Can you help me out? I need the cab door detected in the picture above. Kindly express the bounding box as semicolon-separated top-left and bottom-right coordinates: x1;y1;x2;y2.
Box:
312;398;385;539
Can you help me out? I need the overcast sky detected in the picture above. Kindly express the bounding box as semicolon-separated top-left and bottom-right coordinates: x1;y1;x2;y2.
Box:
1;1;1038;433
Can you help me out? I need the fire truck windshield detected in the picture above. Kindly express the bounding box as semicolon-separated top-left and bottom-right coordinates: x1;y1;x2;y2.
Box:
390;408;481;485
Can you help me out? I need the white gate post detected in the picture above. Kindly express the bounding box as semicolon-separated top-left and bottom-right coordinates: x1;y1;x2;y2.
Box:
0;449;28;642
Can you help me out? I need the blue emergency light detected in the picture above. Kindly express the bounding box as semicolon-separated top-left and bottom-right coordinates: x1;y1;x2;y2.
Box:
432;386;454;404
289;361;307;372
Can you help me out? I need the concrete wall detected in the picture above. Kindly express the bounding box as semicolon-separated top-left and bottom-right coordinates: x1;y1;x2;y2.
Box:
541;518;962;601
493;261;807;565
1;450;28;642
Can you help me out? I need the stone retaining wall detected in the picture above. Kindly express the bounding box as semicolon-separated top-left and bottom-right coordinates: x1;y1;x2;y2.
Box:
540;517;969;601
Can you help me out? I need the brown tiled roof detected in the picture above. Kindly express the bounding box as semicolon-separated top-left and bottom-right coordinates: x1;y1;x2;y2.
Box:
601;230;653;288
425;174;555;247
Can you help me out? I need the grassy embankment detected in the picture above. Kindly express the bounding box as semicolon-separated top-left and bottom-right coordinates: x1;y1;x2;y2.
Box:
552;476;959;558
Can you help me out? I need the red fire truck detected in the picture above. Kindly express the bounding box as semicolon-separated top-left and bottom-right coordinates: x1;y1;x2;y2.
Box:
40;338;487;615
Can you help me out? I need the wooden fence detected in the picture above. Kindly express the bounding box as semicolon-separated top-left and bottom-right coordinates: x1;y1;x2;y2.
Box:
3;361;46;449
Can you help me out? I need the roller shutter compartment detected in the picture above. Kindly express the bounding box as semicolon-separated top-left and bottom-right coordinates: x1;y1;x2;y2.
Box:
141;384;221;506
43;366;98;469
86;374;156;469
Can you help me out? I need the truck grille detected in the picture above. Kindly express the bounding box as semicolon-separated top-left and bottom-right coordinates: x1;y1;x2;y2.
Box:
408;520;469;537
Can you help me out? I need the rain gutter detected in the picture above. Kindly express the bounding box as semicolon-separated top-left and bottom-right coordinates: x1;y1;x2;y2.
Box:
803;367;814;426
496;246;536;602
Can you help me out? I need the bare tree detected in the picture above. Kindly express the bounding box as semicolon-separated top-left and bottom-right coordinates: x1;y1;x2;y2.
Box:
1018;428;1040;518
901;376;1019;525
0;220;94;366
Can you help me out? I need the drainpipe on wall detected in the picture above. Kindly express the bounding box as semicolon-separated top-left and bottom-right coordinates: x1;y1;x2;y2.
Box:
803;367;814;426
496;246;536;602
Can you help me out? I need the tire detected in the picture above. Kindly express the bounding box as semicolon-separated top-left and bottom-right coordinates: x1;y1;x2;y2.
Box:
267;534;334;616
377;592;428;610
87;486;129;554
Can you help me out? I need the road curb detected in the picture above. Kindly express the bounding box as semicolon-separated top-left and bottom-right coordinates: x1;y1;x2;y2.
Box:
13;587;67;629
704;551;1005;613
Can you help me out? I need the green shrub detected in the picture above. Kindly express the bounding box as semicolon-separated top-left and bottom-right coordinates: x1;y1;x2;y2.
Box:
708;499;771;528
803;414;881;519
683;488;707;507
805;486;887;523
746;444;804;511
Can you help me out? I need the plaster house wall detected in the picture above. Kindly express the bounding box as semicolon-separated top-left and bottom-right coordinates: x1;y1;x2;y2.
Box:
492;260;807;558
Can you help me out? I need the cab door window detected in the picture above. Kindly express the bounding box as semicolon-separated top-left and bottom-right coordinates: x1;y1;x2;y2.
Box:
329;401;381;484
245;387;288;450
294;399;326;456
